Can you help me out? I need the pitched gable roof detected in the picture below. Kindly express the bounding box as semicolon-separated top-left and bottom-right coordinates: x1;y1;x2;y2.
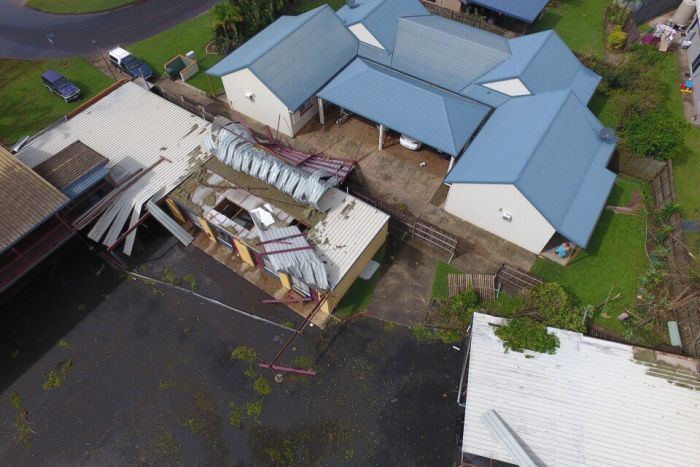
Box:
0;146;68;253
446;91;616;247
391;15;511;92
477;31;600;103
337;0;430;50
207;5;358;111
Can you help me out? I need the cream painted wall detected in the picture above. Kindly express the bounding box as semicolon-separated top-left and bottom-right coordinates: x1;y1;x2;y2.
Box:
289;98;319;135
221;69;298;137
348;23;385;49
444;183;555;254
481;78;531;96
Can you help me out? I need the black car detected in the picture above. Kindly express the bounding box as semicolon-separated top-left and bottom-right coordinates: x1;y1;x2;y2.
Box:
108;47;154;79
41;70;81;102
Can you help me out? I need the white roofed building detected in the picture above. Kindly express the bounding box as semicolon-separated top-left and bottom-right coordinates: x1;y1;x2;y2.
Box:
461;313;700;466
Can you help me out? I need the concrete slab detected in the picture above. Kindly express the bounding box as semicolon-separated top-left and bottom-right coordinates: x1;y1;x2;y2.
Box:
366;239;436;326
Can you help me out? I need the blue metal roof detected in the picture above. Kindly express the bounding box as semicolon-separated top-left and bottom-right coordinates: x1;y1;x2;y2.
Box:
476;31;600;103
207;5;358;111
460;84;511;107
337;0;430;50
467;0;549;23
62;164;110;199
357;42;392;66
391;15;511;93
446;91;616;247
318;58;490;156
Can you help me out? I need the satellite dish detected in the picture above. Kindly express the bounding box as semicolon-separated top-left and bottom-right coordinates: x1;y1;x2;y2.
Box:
599;127;616;142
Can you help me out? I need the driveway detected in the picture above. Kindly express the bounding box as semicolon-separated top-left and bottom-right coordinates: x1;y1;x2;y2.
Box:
0;223;463;465
0;0;217;59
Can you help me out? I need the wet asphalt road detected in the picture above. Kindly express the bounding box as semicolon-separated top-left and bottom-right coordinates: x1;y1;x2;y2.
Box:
0;223;463;465
0;0;217;59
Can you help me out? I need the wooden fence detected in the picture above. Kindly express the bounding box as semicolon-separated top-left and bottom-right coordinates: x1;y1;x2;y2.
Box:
618;152;666;181
153;87;217;122
348;188;459;260
448;273;499;301
420;1;512;37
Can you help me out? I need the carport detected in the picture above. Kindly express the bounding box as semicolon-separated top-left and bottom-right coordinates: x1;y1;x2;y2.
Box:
317;58;491;163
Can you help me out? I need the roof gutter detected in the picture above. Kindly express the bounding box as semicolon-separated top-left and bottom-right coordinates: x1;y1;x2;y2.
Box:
65;78;130;120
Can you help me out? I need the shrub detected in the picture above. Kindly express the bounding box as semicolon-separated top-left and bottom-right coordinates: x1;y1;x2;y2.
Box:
43;359;74;391
246;399;263;423
605;2;631;25
523;283;586;332
607;26;628;50
227;402;242;428
495;318;560;354
623;112;689;160
230;345;257;363
253;376;272;396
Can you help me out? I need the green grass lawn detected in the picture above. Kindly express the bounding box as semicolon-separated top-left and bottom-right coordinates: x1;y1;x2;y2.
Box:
431;261;462;300
534;0;608;58
128;9;224;95
289;0;346;13
532;177;649;335
26;0;134;14
0;58;114;146
334;245;386;319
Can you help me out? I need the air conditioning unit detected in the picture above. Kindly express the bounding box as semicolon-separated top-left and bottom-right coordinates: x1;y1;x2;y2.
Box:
244;91;255;101
502;212;513;222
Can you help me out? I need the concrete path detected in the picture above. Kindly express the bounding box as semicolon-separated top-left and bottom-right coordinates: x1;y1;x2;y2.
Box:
366;239;436;326
0;0;217;59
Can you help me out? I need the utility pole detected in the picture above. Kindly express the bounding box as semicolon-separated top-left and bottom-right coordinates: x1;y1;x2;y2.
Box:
92;39;116;81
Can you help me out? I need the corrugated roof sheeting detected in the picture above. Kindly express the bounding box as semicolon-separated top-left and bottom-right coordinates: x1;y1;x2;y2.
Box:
357;0;430;50
463;313;700;466
33;141;108;190
206;122;339;209
357;42;392;66
16;82;211;254
259;226;329;290
318;58;490;156
208;5;357;111
63;164;110;199
146;200;194;247
446;91;616;248
467;0;549;23
460;84;510;107
391;16;510;92
519;31;587;96
310;189;389;288
206;8;320;76
0;146;68;253
476;30;600;103
251;6;358;111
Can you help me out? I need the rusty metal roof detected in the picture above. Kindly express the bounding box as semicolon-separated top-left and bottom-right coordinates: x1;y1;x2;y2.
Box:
33;140;108;190
0;146;68;253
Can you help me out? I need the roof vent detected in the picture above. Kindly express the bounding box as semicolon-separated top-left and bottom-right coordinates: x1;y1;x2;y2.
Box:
599;127;616;142
347;0;359;8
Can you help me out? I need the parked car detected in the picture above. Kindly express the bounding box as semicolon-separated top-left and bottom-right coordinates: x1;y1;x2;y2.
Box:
108;46;153;79
41;70;81;102
400;134;422;151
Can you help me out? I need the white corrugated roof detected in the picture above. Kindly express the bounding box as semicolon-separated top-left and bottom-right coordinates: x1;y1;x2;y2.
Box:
310;189;389;289
16;82;210;254
463;313;700;467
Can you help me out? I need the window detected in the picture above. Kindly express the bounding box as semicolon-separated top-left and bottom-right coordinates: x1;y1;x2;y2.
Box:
299;98;314;116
